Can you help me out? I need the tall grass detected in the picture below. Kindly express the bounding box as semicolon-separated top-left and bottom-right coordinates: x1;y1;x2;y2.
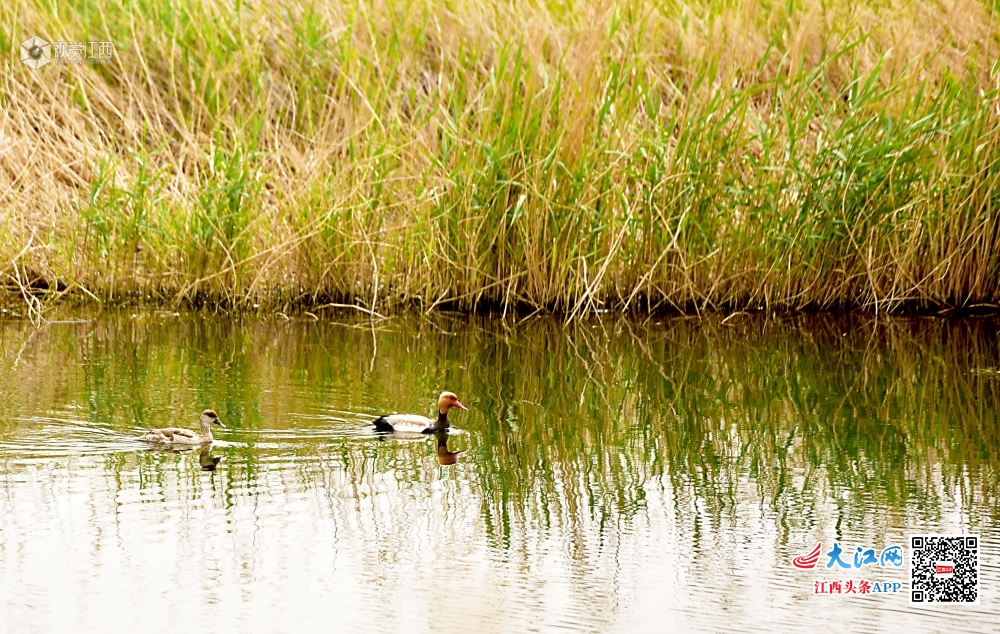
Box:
1;0;999;315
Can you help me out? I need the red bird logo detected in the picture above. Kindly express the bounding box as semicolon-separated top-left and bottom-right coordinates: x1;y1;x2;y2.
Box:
793;542;823;569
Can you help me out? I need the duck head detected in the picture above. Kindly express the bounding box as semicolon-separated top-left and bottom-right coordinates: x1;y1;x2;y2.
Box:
201;409;226;428
437;392;467;415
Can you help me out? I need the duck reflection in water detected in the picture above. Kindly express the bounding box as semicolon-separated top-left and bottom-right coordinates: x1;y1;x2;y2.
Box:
435;431;464;465
199;448;222;471
146;444;222;471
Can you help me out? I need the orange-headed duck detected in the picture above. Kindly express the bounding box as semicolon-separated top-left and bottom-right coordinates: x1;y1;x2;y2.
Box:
373;391;467;433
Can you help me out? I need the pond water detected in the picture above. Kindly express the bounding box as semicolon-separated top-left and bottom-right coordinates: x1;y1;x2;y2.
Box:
0;312;997;633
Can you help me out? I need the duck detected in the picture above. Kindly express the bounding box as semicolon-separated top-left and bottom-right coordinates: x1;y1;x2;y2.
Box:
140;409;225;444
372;391;467;433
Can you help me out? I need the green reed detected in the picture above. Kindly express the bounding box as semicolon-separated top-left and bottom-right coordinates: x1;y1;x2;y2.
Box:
1;0;999;314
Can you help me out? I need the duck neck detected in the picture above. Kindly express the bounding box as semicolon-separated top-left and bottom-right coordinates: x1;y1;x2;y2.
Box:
428;411;449;432
200;420;214;441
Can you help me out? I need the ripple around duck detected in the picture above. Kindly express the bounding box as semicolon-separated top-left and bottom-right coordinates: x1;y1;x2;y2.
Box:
236;427;375;441
0;416;408;459
0;416;149;458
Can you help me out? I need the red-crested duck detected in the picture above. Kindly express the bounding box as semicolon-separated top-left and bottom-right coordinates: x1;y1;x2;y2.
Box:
373;391;467;433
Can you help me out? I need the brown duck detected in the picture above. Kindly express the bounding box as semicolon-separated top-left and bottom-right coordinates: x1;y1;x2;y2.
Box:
140;410;225;444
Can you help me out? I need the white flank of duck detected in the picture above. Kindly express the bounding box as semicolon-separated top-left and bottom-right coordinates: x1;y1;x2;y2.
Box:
373;391;467;433
141;409;225;444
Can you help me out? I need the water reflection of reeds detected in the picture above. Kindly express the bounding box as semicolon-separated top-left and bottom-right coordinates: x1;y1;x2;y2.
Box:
0;312;997;546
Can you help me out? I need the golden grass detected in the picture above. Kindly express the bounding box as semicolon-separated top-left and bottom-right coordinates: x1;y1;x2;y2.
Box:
1;0;999;315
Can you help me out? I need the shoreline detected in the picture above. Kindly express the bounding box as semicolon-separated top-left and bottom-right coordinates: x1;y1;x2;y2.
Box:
3;289;999;321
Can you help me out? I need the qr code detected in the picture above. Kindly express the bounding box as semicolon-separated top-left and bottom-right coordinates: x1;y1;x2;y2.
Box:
910;535;979;604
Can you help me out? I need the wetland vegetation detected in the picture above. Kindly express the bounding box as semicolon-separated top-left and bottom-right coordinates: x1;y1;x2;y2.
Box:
2;0;999;316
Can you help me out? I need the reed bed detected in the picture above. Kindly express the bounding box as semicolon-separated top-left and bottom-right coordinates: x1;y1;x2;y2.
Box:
1;0;999;315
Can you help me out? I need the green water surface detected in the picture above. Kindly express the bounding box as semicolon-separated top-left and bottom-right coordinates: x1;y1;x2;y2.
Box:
0;312;997;632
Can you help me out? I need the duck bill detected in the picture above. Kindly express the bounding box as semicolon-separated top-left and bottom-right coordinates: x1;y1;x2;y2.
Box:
453;401;467;411
214;420;226;428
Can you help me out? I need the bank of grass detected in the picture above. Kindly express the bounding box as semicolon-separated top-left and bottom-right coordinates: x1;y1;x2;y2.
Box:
1;0;999;317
